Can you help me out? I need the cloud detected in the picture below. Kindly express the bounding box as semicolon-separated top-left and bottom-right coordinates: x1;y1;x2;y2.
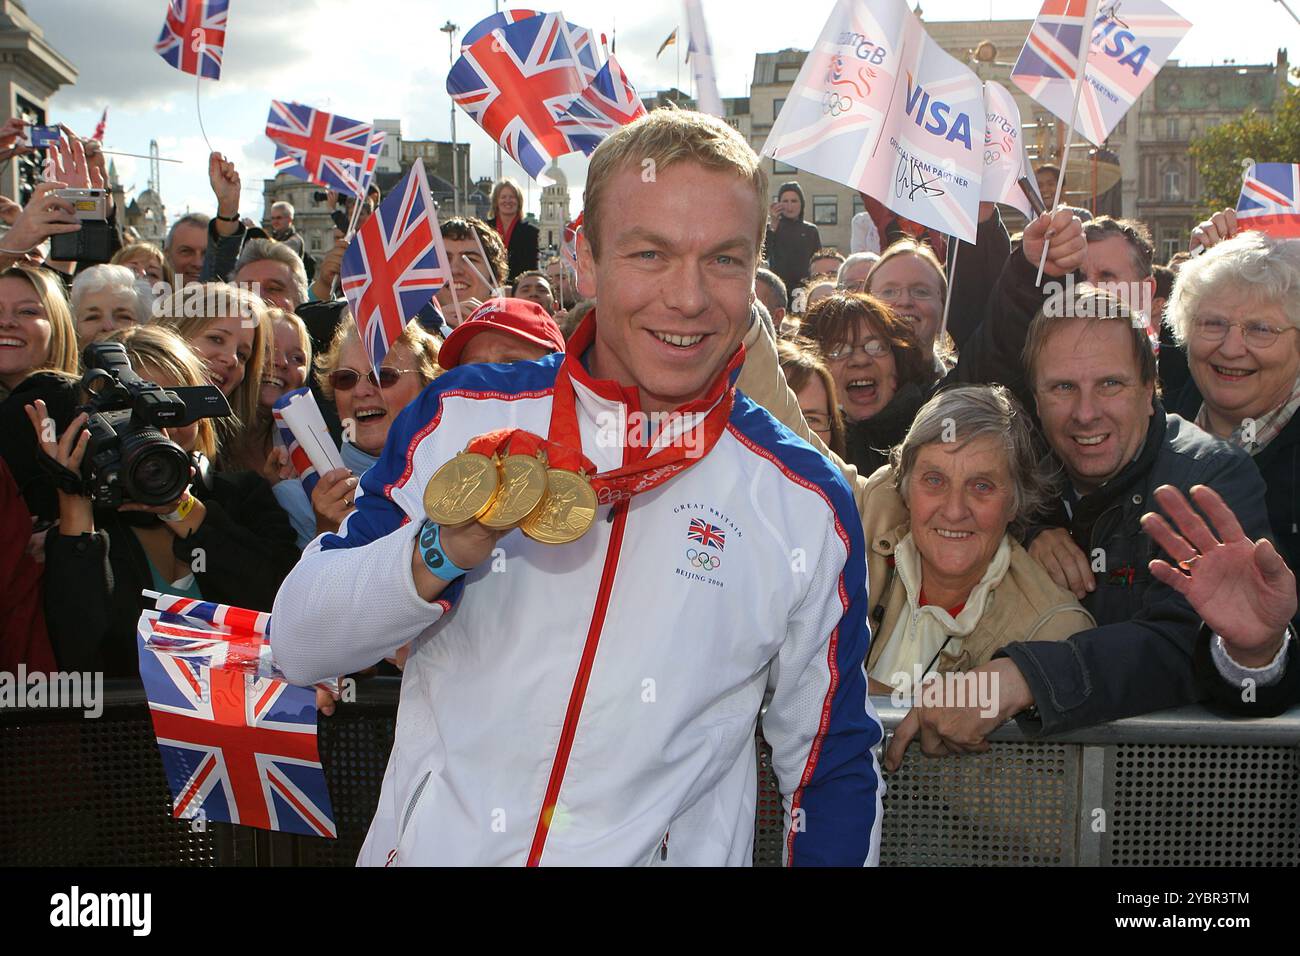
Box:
29;0;323;110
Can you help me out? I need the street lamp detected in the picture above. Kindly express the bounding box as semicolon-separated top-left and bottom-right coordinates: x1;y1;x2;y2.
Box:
440;21;460;215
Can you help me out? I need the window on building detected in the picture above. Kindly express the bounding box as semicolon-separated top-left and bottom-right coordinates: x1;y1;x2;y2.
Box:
773;97;787;120
1166;117;1179;139
1161;237;1180;263
776;65;800;83
812;195;838;226
773;159;796;174
851;194;865;217
311;233;323;253
1163;166;1182;201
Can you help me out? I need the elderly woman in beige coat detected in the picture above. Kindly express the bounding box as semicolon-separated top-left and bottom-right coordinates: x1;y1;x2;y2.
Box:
857;385;1093;695
737;316;1092;697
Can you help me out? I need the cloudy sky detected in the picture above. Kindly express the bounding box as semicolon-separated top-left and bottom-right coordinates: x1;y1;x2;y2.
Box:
30;0;1298;223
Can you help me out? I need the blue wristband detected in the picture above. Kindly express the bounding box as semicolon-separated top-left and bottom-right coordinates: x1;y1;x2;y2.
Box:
417;519;469;581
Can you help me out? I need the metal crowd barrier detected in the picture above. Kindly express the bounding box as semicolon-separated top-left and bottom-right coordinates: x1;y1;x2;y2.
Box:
2;679;1296;866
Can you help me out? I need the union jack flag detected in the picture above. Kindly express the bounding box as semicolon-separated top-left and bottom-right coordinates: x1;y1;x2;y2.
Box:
145;589;272;637
1011;0;1192;147
560;212;583;275
1236;163;1300;239
335;129;385;201
688;518;726;550
462;9;541;49
137;609;337;837
556;54;646;153
267;100;374;194
271;387;322;495
154;0;228;79
341;160;451;370
447;11;588;182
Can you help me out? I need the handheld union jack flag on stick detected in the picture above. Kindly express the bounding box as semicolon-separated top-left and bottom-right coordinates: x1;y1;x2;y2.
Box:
1011;0;1191;147
341;160;451;370
137;606;337;838
155;0;228;79
447;11;588;182
556;54;647;153
266;100;375;195
1236;163;1300;239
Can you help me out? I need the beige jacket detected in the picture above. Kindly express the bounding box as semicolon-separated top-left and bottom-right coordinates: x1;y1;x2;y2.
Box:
736;319;1094;668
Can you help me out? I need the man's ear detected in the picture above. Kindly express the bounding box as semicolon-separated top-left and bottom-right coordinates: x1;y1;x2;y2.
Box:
576;231;597;300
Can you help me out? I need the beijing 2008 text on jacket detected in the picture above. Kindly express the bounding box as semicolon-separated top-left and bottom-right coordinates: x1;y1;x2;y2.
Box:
271;318;884;866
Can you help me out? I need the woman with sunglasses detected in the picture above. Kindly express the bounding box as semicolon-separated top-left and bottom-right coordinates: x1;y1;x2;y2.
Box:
309;315;441;538
800;291;941;476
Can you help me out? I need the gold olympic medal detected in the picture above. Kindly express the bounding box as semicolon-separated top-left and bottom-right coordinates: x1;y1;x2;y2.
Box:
479;454;549;529
423;452;500;525
521;469;598;545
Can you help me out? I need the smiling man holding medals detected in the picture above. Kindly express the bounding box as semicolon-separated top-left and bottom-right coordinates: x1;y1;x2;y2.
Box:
272;108;883;867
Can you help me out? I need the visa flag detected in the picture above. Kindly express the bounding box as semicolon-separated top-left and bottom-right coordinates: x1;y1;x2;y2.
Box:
980;81;1038;219
1236;163;1300;239
447;12;588;182
267;100;374;195
137;608;337;837
341;160;450;370
762;0;985;242
1012;0;1191;147
555;55;647;152
684;0;724;118
155;0;228;79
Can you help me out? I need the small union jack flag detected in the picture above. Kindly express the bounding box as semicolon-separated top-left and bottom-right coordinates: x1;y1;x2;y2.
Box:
1236;163;1300;239
335;129;386;201
556;54;647;154
137;609;337;838
560;212;583;275
155;0;228;80
145;589;272;637
688;518;726;550
341;160;451;370
447;11;588;181
267;100;374;194
271;388;322;495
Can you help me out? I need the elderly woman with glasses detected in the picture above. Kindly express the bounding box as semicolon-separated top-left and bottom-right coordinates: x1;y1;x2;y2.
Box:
800;291;941;475
309;315;441;538
1164;231;1300;579
860;385;1094;696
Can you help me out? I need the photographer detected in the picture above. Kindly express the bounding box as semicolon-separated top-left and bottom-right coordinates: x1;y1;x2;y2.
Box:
26;325;298;677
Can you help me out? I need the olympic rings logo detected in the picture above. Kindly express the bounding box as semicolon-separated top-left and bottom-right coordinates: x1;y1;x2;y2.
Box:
686;549;721;571
821;90;854;117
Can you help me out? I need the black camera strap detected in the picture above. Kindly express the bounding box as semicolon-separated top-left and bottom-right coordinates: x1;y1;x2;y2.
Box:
33;447;94;498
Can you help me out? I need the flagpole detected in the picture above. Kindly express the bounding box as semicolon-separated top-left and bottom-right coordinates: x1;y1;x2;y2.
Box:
939;235;958;347
194;68;213;155
1035;0;1100;287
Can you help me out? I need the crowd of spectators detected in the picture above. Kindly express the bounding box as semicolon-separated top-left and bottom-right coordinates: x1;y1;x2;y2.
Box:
0;111;1296;765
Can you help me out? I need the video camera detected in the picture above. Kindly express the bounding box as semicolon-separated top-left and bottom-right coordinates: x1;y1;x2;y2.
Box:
70;342;231;507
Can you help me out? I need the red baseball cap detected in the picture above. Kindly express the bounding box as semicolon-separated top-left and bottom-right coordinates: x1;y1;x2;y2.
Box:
437;297;566;369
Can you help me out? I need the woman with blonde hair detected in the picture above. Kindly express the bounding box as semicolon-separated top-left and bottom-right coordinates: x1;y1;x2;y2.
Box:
0;263;79;403
777;337;847;459
154;281;271;458
26;324;298;676
227;308;312;477
112;240;174;289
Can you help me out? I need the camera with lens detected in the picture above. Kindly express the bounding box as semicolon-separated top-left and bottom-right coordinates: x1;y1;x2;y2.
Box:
49;187;115;264
312;190;330;202
71;342;231;507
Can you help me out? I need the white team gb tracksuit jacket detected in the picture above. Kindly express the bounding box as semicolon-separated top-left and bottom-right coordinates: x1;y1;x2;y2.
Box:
271;344;883;866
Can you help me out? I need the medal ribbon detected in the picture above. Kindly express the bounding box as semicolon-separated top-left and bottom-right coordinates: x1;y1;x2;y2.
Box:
545;314;744;506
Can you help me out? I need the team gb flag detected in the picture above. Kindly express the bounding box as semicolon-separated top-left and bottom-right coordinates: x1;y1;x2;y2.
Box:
981;81;1039;218
155;0;229;79
1012;0;1191;147
762;0;985;242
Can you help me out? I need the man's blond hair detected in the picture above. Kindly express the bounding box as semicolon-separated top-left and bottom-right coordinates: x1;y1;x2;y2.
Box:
582;106;768;260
